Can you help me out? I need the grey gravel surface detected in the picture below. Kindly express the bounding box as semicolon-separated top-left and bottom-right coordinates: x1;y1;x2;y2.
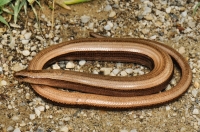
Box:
1;0;200;131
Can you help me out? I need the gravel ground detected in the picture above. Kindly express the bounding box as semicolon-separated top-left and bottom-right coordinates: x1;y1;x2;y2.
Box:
1;0;200;131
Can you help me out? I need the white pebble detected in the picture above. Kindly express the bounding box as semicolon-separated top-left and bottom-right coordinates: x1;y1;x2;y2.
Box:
24;32;32;39
188;20;196;28
52;63;60;69
31;46;37;51
7;126;14;131
166;106;171;111
92;70;99;74
120;130;128;132
53;36;59;42
45;105;50;110
37;106;45;112
30;114;36;120
192;89;198;97
13;128;21;132
12;115;20;121
20;121;26;127
12;63;25;72
138;71;144;75
120;71;127;76
194;81;199;88
107;21;113;28
21;30;26;35
179;46;185;54
144;14;153;20
193;109;199;115
63;117;71;122
88;22;94;29
22;50;30;56
170;78;176;85
104;5;112;11
35;108;41;117
80;15;90;23
116;63;122;68
104;25;111;30
8;105;12;109
150;35;157;40
133;69;140;74
79;60;86;66
112;69;120;75
166;7;171;13
21;39;29;44
181;11;187;17
130;129;137;132
25;93;30;99
1;80;7;86
100;67;112;75
66;61;75;69
109;10;116;17
125;68;133;74
60;126;69;132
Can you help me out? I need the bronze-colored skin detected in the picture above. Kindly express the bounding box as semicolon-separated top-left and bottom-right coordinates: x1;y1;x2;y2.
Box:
15;38;192;108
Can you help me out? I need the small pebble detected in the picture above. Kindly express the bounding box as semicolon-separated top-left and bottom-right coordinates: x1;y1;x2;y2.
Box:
125;68;133;74
12;115;20;121
116;63;122;68
13;128;21;132
166;7;171;13
109;10;116;17
66;61;75;69
104;5;112;11
45;105;50;110
100;67;112;75
192;89;198;97
25;93;30;99
188;21;196;28
79;60;86;66
179;46;185;54
0;67;2;72
144;14;153;20
130;129;137;132
181;11;187;17
21;39;29;44
60;126;69;132
194;81;199;88
193;109;199;115
112;69;120;75
1;80;7;86
120;130;128;132
92;70;99;74
22;50;30;56
20;121;26;127
37;106;45;112
35;108;41;117
150;35;157;40
12;63;25;72
30;114;36;120
63;117;71;122
104;25;111;30
166;106;171;111
52;63;60;69
7;126;14;131
141;29;149;34
80;15;90;23
138;71;144;75
24;32;32;39
120;71;127;76
8;105;12;109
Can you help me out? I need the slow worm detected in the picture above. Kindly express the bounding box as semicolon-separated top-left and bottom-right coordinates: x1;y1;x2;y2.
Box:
15;38;192;108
